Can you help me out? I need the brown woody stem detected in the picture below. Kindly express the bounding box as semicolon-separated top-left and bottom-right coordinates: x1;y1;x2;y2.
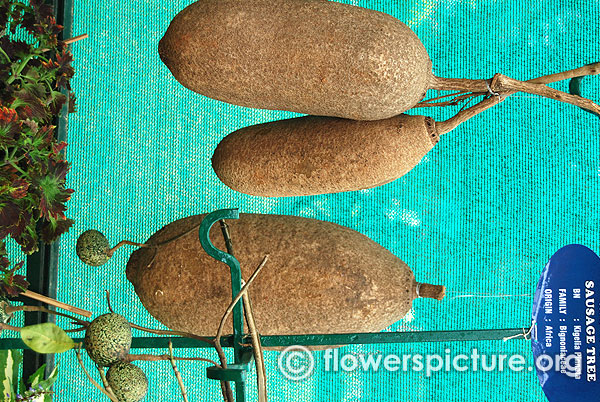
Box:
430;62;600;119
41;34;89;52
242;289;267;402
434;96;502;135
431;76;490;92
129;323;213;345
75;345;118;402
434;62;600;135
20;290;92;317
416;92;483;108
219;219;267;401
64;34;89;45
107;241;149;257
491;74;600;115
96;366;118;401
5;305;89;326
0;322;21;332
214;255;269;402
416;283;446;300
168;341;190;402
124;353;220;367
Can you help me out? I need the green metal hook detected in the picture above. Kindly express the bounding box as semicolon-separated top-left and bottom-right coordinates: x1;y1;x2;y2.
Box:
198;208;245;355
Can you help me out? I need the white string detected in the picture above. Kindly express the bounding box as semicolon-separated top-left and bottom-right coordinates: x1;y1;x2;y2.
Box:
503;324;534;342
448;293;532;301
485;81;500;97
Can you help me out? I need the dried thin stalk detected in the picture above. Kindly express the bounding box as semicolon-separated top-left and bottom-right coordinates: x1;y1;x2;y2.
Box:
20;290;92;317
415;92;483;108
125;353;220;366
435;62;600;134
41;34;89;51
219;220;235;255
492;73;600;114
214;256;269;402
219;220;268;401
64;34;89;45
214;256;269;350
107;240;149;257
96;366;118;401
75;346;118;402
129;323;213;345
0;322;21;332
64;327;86;333
427;62;600;114
168;341;190;402
105;290;114;313
242;292;267;402
5;305;89;326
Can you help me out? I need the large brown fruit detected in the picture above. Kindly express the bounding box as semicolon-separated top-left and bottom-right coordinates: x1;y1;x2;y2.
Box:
158;0;432;120
126;214;444;338
212;114;438;197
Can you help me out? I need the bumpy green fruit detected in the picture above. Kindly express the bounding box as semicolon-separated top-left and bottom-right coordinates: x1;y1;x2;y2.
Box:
85;313;131;367
76;230;110;266
107;362;148;402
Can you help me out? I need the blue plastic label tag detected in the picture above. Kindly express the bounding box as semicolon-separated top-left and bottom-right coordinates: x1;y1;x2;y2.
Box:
531;244;600;401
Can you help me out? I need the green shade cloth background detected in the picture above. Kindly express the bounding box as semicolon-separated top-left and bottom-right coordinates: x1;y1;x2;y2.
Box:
10;0;599;400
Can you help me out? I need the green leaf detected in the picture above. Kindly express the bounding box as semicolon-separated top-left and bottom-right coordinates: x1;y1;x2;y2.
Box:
20;323;74;353
35;364;58;391
27;363;46;387
0;349;22;399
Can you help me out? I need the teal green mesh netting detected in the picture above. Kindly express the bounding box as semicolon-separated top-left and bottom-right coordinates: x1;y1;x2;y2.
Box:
23;0;599;400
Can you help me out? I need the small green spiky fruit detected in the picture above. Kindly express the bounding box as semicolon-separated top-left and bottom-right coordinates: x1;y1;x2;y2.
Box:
76;229;110;266
107;362;148;402
85;313;132;367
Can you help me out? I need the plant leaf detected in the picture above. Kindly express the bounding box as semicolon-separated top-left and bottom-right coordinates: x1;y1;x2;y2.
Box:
36;364;58;391
40;217;73;243
0;349;22;399
20;323;74;354
27;363;46;387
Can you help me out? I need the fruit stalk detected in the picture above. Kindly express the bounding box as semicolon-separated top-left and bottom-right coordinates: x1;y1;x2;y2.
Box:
75;346;119;402
434;62;600;134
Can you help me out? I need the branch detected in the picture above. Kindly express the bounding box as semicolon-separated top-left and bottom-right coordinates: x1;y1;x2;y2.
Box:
64;34;89;46
415;92;484;108
435;62;600;134
106;240;149;257
242;292;267;402
429;62;600;115
129;323;213;345
20;290;92;317
219;220;235;255
65;327;87;333
124;353;220;366
5;305;89;327
0;322;21;332
105;290;114;314
96;365;118;401
75;345;118;402
214;255;269;356
214;255;269;402
491;73;600;115
41;34;89;52
168;341;189;402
